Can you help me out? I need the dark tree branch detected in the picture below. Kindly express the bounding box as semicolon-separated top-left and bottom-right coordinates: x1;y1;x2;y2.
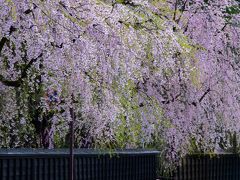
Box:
176;0;189;24
0;53;43;87
20;53;43;79
199;87;211;103
51;42;63;48
115;0;139;7
189;88;211;106
173;0;179;22
0;75;21;87
0;37;8;54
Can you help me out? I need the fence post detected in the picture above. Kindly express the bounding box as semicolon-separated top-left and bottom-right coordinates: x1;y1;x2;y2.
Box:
70;106;75;180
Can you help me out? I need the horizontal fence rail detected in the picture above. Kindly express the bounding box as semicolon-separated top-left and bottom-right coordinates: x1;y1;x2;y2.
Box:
0;149;159;180
175;154;240;180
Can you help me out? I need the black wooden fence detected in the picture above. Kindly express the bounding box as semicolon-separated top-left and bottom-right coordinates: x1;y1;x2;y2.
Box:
175;154;240;180
0;149;159;180
159;153;240;180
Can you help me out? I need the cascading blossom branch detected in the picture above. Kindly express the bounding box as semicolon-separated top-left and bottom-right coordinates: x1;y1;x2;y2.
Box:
157;0;240;167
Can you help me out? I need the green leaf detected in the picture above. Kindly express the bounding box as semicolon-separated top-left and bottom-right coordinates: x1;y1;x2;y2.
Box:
225;5;240;15
116;0;125;3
